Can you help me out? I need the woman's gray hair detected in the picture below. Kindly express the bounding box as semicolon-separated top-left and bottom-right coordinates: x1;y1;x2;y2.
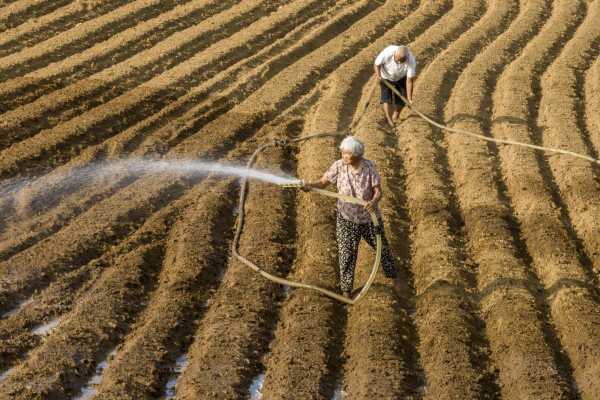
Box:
339;136;365;157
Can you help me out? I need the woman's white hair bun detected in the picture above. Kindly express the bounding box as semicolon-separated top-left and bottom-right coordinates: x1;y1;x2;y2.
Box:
339;136;365;157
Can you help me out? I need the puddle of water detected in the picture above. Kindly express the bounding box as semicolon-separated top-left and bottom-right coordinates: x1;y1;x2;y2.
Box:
332;382;345;400
162;353;189;399
1;298;34;319
73;348;117;400
415;371;427;396
249;372;265;400
0;368;13;384
31;317;60;336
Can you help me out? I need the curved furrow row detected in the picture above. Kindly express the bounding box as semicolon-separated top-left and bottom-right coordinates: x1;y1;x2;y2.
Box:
0;0;71;34
0;0;131;58
257;106;345;400
0;0;362;261
0;224;169;399
0;262;99;372
0;0;194;83
90;179;237;400
174;133;298;400
0;171;188;314
539;1;600;280
585;57;600;155
392;0;527;398
0;165;247;398
443;0;580;398
341;0;499;394
490;0;600;398
0;0;232;112
0;0;291;153
0;184;195;374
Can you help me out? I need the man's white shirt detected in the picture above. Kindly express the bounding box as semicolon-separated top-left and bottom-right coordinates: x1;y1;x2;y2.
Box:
374;45;417;81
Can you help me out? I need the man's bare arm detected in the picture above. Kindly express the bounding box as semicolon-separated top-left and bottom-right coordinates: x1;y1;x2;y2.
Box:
406;77;415;103
374;63;382;80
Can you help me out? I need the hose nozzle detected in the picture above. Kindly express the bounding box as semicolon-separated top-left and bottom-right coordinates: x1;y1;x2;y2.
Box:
280;179;304;189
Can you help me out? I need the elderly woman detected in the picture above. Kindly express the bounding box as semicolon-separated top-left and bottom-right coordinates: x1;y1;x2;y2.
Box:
302;136;397;298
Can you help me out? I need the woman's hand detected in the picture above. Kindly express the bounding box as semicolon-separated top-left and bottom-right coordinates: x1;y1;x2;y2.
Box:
300;179;309;191
364;199;378;213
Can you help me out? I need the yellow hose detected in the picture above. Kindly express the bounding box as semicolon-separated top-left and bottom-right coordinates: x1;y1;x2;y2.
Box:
382;79;600;165
232;135;383;305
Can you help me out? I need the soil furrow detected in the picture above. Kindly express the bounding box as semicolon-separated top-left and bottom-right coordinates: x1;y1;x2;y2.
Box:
0;239;165;400
174;123;300;400
490;0;600;398
0;173;188;314
0;0;290;151
349;1;509;396
0;0;72;34
585;57;600;157
348;110;425;399
0;0;131;58
443;0;579;397
0;0;232;112
89;179;237;400
538;0;600;280
385;0;527;398
0;263;98;373
0;0;193;82
0;176;229;376
258;108;346;400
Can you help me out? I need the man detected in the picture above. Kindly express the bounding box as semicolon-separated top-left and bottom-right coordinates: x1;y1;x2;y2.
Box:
374;45;417;128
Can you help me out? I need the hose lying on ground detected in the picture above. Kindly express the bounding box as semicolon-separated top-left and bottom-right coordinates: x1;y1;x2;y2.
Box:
232;133;383;306
382;79;600;165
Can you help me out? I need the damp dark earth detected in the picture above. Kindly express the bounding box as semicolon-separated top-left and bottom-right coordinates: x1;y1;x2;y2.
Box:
1;1;600;400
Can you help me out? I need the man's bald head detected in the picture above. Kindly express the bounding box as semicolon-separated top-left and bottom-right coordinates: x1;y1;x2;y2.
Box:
394;46;408;63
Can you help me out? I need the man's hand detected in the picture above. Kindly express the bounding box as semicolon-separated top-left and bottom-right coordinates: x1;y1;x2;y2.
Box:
406;77;415;105
374;64;383;81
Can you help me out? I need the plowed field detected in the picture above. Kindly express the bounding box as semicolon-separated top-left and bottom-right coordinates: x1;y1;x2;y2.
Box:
1;1;599;399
